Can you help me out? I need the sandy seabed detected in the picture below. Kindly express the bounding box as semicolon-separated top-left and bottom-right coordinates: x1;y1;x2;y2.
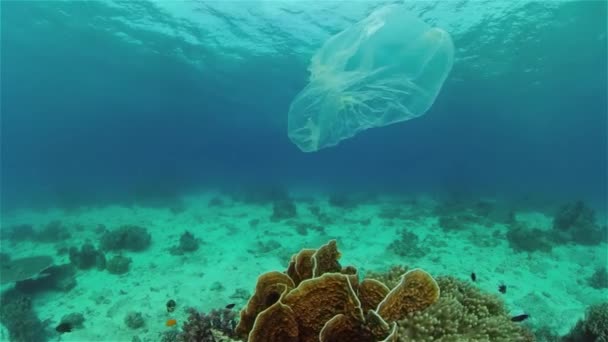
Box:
0;192;606;341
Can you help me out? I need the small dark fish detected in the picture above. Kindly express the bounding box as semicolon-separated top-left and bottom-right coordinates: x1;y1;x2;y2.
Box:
470;272;477;282
56;322;72;334
166;299;176;313
498;284;507;294
511;314;530;322
225;303;236;309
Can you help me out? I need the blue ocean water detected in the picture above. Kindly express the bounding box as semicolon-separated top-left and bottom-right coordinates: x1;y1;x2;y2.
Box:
0;1;607;342
2;0;606;211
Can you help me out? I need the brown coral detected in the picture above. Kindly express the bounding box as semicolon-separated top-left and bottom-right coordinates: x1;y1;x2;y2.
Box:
312;239;342;277
287;248;316;285
319;313;375;342
364;310;393;339
359;279;390;312
381;324;399;342
319;310;397;342
248;300;298;342
376;268;440;322
237;241;437;342
235;271;294;338
282;272;363;342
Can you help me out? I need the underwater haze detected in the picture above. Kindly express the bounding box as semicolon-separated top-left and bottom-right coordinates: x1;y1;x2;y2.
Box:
0;1;607;342
2;0;606;210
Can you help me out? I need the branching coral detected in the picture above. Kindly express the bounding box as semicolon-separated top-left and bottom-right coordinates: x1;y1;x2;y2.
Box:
562;302;608;341
395;276;533;341
163;307;238;342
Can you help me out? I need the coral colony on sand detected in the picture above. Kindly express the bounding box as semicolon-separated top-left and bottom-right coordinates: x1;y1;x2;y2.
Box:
231;240;535;342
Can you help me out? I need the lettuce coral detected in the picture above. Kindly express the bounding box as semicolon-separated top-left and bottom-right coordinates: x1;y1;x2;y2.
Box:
236;240;439;342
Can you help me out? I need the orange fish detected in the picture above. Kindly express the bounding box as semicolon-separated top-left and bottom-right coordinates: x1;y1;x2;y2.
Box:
166;319;177;327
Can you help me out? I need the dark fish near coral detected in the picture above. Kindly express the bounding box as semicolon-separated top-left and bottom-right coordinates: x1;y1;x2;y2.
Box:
511;314;530;322
56;322;72;333
470;272;476;282
225;303;236;309
498;284;507;294
166;299;176;313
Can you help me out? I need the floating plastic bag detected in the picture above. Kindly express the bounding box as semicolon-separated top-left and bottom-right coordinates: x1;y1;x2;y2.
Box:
287;4;455;152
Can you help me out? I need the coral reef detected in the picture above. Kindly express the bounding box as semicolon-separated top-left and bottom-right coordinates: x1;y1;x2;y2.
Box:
161;307;238;342
107;255;132;274
589;267;608;290
0;289;47;342
124;311;145;329
187;307;237;339
387;229;429;258
60;312;85;329
358;280;391;313
236;241;533;342
69;243;106;270
171;231;200;255
533;325;561;342
365;265;409;289
552;201;606;245
506;221;553;253
376;269;440;322
562;302;608;341
236;240;439;342
34;220;71;242
100;225;151;252
393;276;533;341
